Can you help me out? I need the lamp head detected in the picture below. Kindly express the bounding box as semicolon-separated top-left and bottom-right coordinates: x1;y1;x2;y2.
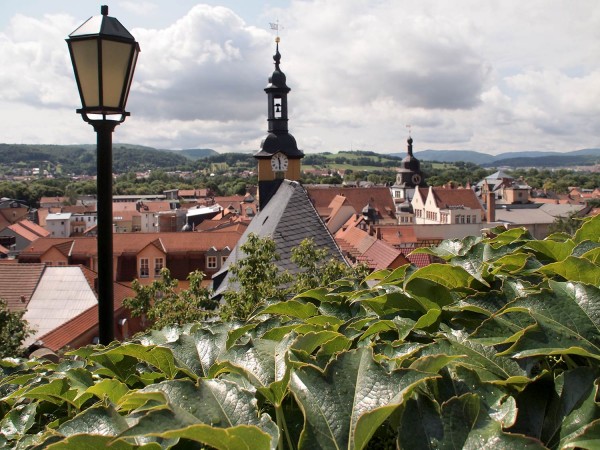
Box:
66;5;140;122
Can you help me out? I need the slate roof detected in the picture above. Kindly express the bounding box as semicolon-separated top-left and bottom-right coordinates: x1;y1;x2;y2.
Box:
213;180;347;295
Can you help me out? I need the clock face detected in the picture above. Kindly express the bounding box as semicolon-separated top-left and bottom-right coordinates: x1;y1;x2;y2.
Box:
411;173;422;185
271;153;289;172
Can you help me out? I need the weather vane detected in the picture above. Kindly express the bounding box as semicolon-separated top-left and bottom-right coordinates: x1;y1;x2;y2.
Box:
269;20;283;42
406;124;412;137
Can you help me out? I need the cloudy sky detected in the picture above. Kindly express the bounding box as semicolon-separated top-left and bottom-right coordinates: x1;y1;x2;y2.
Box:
1;1;599;155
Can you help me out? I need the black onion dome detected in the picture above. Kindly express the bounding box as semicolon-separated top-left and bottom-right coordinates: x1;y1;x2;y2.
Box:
255;132;303;158
402;136;420;171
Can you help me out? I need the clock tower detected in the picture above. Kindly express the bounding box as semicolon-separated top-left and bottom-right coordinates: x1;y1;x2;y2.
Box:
254;38;304;210
391;136;426;206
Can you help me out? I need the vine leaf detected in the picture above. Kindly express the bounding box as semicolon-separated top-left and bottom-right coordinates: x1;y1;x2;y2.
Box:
498;282;600;360
289;347;434;450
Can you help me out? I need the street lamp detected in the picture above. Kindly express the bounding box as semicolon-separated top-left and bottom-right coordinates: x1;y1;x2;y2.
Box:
66;5;140;345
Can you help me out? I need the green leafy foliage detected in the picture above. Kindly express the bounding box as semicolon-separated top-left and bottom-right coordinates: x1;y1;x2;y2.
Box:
124;269;217;329
0;298;33;358
2;215;600;449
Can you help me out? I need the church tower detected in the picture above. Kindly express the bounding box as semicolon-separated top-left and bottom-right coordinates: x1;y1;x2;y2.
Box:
254;38;304;210
391;136;426;204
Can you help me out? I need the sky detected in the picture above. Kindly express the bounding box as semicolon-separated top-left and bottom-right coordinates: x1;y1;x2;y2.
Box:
1;1;599;155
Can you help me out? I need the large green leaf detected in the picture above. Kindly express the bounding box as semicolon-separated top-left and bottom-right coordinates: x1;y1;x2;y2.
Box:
121;378;279;447
524;240;575;263
259;300;319;319
398;391;544;449
538;256;600;285
46;435;161;449
498;281;600;360
419;332;526;381
157;424;273;450
410;235;481;259
562;418;600;449
574;215;600;243
508;368;600;448
58;404;129;436
0;402;37;440
90;343;178;379
438;393;545;449
289;347;434;450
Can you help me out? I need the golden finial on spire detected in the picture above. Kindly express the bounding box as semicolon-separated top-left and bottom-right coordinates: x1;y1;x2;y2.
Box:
275;36;280;43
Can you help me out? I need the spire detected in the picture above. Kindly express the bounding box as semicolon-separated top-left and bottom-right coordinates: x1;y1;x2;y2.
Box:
407;136;413;157
274;37;281;70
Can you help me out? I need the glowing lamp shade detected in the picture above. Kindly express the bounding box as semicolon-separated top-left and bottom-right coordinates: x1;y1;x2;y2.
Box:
66;5;140;117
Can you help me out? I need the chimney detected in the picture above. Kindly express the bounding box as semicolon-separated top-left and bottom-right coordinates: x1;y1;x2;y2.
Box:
486;192;495;223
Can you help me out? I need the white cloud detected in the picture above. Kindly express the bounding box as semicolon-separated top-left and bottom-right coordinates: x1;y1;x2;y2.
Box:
1;1;600;154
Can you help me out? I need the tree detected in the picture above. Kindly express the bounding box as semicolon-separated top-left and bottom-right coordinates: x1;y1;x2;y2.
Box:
290;237;368;293
548;211;584;235
0;298;33;358
221;236;368;321
220;233;291;321
123;269;216;330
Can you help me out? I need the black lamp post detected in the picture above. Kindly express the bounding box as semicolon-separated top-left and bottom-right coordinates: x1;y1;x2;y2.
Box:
66;5;140;345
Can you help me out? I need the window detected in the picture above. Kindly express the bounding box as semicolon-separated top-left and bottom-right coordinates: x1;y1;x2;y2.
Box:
207;256;217;269
154;257;164;277
455;216;460;224
221;255;228;266
140;258;149;278
472;215;477;223
466;215;471;224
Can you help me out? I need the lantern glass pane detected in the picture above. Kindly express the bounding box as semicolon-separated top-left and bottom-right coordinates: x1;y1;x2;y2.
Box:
101;40;133;109
122;47;139;110
70;39;99;107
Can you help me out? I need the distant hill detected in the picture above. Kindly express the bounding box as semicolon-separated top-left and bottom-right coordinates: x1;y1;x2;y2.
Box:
391;148;600;167
173;148;218;160
0;143;192;175
407;150;495;165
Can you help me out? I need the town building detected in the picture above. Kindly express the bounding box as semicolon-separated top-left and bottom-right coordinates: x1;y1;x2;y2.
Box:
18;230;244;288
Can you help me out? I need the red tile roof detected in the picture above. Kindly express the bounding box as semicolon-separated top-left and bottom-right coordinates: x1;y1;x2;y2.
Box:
8;222;41;242
430;187;483;211
38;280;135;352
377;225;418;246
334;219;406;270
19;231;245;260
306;186;396;221
18;220;50;237
0;263;46;311
406;252;432;268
